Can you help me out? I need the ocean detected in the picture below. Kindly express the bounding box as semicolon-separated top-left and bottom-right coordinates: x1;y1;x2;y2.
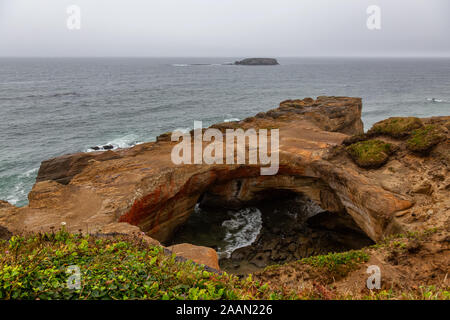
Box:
0;57;449;207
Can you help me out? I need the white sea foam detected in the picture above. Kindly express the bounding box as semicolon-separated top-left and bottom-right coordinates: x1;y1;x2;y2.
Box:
107;134;140;149
173;127;192;134
87;134;141;152
224;118;240;123
4;167;38;206
23;167;39;178
427;98;446;103
219;208;263;259
6;184;24;205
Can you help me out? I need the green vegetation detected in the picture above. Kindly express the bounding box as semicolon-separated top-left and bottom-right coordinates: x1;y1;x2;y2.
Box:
372;227;440;250
260;229;449;300
301;250;370;278
1;229;447;300
346;140;393;168
406;125;445;154
368;117;423;138
360;286;450;300
0;230;286;300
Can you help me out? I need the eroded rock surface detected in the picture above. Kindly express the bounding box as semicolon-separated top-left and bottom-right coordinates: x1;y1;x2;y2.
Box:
0;97;448;270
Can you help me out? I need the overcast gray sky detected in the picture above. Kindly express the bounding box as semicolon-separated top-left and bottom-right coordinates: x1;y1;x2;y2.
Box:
0;0;449;57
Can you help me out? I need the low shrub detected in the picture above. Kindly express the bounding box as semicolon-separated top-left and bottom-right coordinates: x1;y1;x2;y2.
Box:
0;231;283;300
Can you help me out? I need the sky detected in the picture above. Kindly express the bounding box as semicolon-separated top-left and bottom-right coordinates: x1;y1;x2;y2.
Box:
0;0;449;57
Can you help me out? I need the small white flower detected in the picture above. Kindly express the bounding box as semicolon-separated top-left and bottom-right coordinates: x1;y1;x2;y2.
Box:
61;222;67;226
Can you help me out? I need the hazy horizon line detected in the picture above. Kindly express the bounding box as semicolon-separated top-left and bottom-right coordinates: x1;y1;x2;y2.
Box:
1;55;450;59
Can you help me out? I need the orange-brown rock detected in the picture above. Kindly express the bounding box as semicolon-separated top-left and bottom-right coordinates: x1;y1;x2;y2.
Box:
167;243;220;270
0;96;448;269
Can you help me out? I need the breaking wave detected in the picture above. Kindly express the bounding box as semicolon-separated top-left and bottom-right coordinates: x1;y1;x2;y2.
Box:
2;167;38;207
224;118;240;123
426;98;447;103
219;208;263;259
86;134;141;152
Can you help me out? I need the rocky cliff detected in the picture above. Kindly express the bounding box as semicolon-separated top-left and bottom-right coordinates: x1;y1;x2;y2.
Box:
0;96;448;270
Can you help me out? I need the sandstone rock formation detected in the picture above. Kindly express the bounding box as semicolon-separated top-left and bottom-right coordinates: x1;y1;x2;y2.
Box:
167;243;220;270
0;96;448;270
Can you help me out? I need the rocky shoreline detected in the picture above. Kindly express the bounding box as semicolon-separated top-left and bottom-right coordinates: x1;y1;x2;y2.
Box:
0;97;448;284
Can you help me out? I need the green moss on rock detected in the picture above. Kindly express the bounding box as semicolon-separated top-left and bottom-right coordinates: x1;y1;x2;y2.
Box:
368;117;423;138
406;125;445;154
346;140;393;168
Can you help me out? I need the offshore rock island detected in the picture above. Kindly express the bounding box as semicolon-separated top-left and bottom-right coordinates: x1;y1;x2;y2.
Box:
234;58;279;65
0;96;448;297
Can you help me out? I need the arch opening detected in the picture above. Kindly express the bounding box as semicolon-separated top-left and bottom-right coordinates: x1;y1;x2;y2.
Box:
166;184;374;276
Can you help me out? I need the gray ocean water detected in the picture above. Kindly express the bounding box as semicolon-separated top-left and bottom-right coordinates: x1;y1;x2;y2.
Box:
1;57;449;207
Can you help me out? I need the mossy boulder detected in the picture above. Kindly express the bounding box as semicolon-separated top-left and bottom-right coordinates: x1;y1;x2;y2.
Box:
368;117;423;138
346;140;394;168
406;125;446;154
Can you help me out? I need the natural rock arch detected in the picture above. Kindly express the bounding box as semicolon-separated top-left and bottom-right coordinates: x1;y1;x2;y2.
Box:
0;97;420;246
